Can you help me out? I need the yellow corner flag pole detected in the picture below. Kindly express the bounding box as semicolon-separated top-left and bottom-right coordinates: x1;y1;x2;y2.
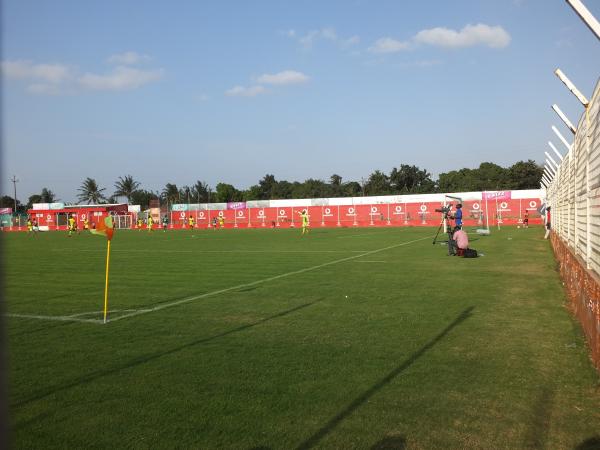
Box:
103;239;111;324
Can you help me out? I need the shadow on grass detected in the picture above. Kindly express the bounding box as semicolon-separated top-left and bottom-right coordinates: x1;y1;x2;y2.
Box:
575;436;600;450
296;306;474;450
370;436;406;449
523;386;554;449
12;300;321;410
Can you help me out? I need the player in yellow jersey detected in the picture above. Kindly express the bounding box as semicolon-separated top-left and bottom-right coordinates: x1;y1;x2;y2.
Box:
68;215;76;237
83;218;89;232
137;217;143;230
147;215;154;232
298;209;309;235
218;216;224;229
188;215;195;230
27;218;33;234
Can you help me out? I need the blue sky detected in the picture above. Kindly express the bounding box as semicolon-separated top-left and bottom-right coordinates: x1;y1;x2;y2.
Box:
2;0;599;203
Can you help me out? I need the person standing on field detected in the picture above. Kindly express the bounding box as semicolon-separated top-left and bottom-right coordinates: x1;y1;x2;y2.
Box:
544;206;551;239
298;209;310;235
147;215;154;232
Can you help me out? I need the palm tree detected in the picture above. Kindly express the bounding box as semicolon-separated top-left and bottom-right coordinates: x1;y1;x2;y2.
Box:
161;183;179;204
114;175;141;203
192;180;209;203
77;178;106;204
40;187;57;203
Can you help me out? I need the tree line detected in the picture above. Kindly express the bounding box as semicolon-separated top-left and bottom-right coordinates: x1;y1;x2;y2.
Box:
1;160;543;212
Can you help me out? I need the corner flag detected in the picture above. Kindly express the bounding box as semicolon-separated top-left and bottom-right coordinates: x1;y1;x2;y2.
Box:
90;215;114;240
91;215;115;323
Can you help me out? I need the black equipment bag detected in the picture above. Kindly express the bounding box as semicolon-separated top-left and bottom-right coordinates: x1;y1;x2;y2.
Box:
463;248;478;258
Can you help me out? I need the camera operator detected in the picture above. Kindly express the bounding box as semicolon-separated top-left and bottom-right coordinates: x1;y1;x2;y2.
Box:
450;203;463;229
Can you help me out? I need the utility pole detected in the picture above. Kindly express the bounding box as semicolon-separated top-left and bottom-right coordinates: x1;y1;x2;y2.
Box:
10;175;19;212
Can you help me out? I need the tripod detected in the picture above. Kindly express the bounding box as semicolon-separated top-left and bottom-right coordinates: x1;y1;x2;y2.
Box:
432;213;455;255
432;212;450;245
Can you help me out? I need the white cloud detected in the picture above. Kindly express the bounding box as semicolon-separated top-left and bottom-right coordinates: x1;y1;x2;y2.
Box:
414;24;511;49
78;66;164;91
398;59;443;68
225;85;266;97
368;37;410;53
26;83;62;95
107;51;151;65
344;35;361;46
369;23;511;54
256;70;309;85
299;30;320;48
1;60;72;83
297;27;359;50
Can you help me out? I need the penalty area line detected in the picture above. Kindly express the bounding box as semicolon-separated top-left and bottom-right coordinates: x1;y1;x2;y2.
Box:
110;235;431;323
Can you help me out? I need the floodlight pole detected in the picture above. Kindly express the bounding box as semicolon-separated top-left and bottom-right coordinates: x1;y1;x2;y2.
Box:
554;68;589;106
551;104;577;134
565;0;600;41
10;175;19;213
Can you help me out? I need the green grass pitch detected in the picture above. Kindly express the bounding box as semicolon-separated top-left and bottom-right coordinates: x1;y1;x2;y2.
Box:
4;226;600;449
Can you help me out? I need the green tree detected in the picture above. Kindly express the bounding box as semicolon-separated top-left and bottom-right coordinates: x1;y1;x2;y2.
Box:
215;183;242;202
162;183;180;204
364;170;391;195
329;174;343;196
26;194;42;210
343;181;362;197
258;174;278;200
130;190;159;210
390;165;435;193
475;162;509;190
179;185;192;204
77;178;106;204
114;175;141;203
507;160;544;190
192;181;210;203
291;179;331;199
40;188;57;203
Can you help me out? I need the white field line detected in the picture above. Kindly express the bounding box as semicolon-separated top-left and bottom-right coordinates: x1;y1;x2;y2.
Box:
337;233;383;239
109;235;430;323
5;313;103;324
51;249;370;254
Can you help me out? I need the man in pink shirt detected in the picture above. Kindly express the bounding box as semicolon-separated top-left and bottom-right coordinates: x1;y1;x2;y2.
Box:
452;227;469;256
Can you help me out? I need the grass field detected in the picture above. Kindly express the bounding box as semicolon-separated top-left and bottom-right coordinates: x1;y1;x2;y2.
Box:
4;226;600;449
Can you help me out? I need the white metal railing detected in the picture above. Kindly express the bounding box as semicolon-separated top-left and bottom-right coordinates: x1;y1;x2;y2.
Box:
546;77;600;276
